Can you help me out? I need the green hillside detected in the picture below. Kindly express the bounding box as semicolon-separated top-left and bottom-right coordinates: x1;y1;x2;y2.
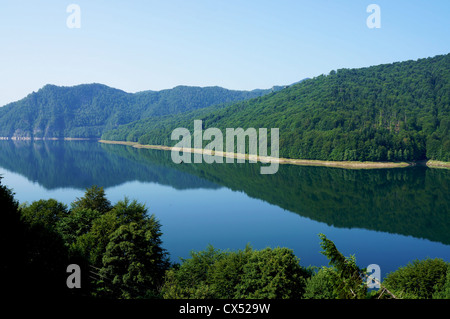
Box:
103;54;450;162
0;83;281;139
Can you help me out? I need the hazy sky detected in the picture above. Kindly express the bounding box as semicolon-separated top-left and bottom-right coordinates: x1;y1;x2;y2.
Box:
0;0;449;106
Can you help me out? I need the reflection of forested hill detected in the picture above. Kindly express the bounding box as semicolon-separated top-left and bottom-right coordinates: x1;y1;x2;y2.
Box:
0;140;220;190
104;144;450;245
0;140;448;245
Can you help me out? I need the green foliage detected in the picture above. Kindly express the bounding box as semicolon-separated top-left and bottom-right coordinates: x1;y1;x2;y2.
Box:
100;220;170;298
161;245;310;299
0;176;19;213
57;208;102;246
109;197;148;224
162;245;233;299
0;177;74;297
104;53;450;162
0;176;24;294
383;258;449;299
21;199;68;230
319;234;367;299
0;181;170;299
71;185;112;214
432;269;450;299
208;246;253;299
303;267;339;299
0;84;279;139
234;247;310;299
1;175;448;299
74;211;119;268
68;195;170;298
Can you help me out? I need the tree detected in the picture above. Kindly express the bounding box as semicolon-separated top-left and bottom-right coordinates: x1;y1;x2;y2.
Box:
318;233;367;299
0;178;74;298
162;245;311;299
21;199;68;230
71;185;112;214
432;269;450;299
387;149;393;161
72;211;119;268
99;218;169;298
0;176;24;295
57;208;102;246
70;196;170;298
208;245;253;299
303;267;339;299
162;245;226;299
234;247;310;299
383;258;449;299
109;197;148;225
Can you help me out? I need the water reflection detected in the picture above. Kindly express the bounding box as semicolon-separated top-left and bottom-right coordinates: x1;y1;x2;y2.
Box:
0;140;448;245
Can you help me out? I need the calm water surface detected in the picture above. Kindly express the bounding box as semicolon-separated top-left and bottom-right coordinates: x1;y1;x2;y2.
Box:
0;140;448;278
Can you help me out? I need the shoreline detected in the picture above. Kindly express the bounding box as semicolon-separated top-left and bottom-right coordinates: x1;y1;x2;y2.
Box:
0;137;97;141
99;140;450;170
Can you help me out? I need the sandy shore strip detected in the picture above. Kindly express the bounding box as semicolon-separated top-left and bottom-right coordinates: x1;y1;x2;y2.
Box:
98;140;436;169
425;160;450;169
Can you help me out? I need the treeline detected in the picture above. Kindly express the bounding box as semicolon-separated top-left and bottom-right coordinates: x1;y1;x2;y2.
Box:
0;84;280;139
1;179;449;299
103;53;450;162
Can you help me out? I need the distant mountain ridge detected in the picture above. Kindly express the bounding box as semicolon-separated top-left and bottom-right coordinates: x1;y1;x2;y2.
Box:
0;83;285;139
2;53;449;163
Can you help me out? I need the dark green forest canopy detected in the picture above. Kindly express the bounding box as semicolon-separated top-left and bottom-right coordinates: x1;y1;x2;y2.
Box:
103;53;450;162
0;84;283;139
1;177;449;299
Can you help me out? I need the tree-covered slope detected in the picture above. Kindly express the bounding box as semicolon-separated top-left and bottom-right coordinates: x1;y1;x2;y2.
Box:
0;83;281;139
103;54;450;162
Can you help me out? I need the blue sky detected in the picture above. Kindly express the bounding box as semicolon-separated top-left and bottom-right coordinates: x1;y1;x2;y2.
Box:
0;0;449;106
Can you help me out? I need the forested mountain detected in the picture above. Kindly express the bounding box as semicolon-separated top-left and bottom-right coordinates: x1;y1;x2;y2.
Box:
103;53;450;162
0;84;282;139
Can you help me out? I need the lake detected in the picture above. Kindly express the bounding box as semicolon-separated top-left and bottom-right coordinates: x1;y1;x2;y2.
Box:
0;140;449;279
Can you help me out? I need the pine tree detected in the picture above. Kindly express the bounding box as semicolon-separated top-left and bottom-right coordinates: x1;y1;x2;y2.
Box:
318;234;366;299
